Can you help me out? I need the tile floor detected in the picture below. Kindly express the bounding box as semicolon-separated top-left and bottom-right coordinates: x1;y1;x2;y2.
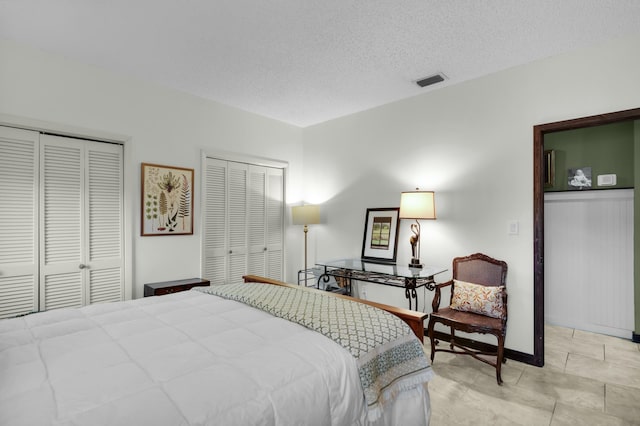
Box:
425;325;640;425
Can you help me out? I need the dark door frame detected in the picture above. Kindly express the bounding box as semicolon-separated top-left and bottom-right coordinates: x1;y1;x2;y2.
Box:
533;107;640;366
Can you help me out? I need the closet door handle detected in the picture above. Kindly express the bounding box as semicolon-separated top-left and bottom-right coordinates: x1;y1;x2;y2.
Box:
79;264;88;269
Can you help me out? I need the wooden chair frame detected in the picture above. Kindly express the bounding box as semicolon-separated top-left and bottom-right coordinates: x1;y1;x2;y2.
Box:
427;253;508;384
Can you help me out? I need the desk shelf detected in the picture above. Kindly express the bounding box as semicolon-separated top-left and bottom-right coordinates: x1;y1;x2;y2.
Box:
315;259;447;311
297;268;348;294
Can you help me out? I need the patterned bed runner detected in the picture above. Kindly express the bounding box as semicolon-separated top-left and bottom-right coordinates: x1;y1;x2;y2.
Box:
196;283;433;417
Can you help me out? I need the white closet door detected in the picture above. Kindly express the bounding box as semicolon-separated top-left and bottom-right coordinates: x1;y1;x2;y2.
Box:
265;168;284;280
247;166;267;276
86;141;123;304
40;135;123;310
0;126;39;318
40;135;84;310
203;158;284;285
227;162;248;284
203;158;228;281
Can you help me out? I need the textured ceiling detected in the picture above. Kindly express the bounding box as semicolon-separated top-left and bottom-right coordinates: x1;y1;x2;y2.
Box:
1;1;639;127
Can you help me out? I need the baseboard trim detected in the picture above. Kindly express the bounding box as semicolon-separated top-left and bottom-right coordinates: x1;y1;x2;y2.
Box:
430;330;537;366
633;332;640;343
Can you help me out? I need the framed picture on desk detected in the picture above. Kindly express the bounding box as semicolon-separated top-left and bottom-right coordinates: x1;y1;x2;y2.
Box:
361;207;400;263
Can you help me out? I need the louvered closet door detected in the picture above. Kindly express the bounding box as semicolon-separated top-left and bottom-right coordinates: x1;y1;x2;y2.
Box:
85;141;123;304
40;135;123;310
203;158;249;285
227;162;248;284
246;165;284;279
203;158;228;281
203;158;284;285
247;166;267;276
0;126;39;318
265;167;283;279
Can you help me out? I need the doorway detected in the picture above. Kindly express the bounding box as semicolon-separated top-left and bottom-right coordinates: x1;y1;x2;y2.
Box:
533;107;640;367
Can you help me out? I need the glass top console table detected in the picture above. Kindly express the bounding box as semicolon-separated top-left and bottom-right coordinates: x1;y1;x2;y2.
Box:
315;259;447;311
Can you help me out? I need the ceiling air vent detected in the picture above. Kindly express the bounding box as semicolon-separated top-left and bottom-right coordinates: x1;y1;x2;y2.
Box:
416;74;445;88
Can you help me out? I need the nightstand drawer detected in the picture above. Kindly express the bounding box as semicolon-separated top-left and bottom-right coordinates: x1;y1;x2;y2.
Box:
143;278;210;297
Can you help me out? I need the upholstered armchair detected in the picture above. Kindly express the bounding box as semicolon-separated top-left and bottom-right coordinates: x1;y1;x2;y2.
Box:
427;253;508;384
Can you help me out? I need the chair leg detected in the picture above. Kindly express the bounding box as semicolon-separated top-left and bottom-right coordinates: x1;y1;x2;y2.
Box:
496;335;505;385
427;319;436;362
450;327;455;350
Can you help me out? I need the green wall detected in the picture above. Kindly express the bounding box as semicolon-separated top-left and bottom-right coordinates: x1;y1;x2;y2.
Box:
545;120;638;341
544;121;634;192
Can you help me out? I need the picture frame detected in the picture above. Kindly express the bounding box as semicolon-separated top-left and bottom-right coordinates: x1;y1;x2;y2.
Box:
141;163;194;236
567;166;592;190
361;207;400;263
544;150;555;188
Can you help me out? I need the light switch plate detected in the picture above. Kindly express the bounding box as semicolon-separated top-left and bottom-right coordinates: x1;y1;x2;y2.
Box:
508;221;519;235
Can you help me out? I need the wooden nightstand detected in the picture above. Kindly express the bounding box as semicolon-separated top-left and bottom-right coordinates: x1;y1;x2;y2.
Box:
143;278;210;297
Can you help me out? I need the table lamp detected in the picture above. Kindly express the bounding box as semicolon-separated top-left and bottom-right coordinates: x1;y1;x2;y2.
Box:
399;189;436;268
292;204;321;284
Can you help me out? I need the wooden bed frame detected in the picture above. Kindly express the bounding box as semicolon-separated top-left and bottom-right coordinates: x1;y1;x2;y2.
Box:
243;275;428;341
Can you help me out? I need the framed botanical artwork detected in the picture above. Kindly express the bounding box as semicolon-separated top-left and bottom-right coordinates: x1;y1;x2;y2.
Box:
141;163;194;236
361;207;400;263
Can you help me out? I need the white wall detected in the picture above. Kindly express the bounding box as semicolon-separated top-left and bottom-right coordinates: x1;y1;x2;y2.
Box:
0;38;304;299
300;34;640;355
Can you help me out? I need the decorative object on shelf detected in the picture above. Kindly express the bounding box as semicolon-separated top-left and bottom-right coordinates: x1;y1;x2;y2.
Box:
141;163;194;236
543;150;555;188
399;189;436;268
361;207;400;263
597;174;617;187
292;204;321;285
568;166;592;190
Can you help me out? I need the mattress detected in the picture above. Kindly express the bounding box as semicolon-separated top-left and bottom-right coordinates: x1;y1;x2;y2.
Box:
0;288;432;425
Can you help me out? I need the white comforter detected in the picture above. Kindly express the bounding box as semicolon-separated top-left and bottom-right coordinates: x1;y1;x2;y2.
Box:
0;290;430;426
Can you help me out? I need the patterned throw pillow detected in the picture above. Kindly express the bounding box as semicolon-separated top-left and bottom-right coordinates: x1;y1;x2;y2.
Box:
450;279;505;319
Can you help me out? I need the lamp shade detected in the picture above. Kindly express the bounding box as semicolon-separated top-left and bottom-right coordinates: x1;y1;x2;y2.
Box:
399;190;436;220
292;205;320;225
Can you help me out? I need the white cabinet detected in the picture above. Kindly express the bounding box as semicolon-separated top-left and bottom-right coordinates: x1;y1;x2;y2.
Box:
0;126;124;318
203;158;284;284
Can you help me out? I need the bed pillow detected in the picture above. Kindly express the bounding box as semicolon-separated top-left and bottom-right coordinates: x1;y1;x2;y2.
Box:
450;279;505;319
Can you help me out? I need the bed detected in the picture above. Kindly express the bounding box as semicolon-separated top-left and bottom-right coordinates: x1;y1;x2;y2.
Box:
0;275;433;426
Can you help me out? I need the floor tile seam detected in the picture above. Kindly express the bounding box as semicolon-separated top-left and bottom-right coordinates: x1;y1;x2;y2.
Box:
603;383;640;425
567;347;605;362
560;351;569;372
457;380;551;418
491;381;557;415
571;333;635;345
548;400;559;426
604;343;640;354
555;365;609;389
553;400;635;426
512;365;528;387
562;366;640;393
602;354;640;370
569;351;640;375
